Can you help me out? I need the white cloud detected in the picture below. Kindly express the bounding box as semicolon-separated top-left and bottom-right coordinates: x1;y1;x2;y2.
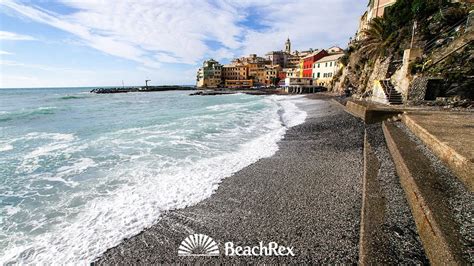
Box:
0;30;36;41
0;0;366;87
0;50;13;55
1;0;245;67
239;1;365;56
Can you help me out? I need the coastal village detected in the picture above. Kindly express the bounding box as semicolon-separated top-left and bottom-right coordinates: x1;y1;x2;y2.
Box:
196;1;401;93
196;38;345;93
192;0;474;265
197;0;473;108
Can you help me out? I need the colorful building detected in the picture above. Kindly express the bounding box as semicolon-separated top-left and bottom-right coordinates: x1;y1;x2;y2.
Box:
284;77;313;87
247;63;266;86
266;51;287;67
264;65;281;85
312;53;344;87
222;64;248;81
225;79;254;89
265;38;293;68
236;54;270;86
197;38;329;90
357;0;397;40
367;0;396;20
196;59;222;88
302;50;329;78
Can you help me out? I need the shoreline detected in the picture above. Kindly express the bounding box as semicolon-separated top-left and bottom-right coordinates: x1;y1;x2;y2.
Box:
96;96;366;263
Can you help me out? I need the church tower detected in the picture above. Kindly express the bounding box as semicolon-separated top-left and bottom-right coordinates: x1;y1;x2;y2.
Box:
285;37;291;54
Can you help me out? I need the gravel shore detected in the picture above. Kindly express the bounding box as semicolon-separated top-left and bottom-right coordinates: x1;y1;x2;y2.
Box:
365;123;428;264
97;97;365;264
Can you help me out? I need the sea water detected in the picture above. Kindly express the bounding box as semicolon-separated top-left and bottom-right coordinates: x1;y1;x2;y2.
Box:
0;88;307;263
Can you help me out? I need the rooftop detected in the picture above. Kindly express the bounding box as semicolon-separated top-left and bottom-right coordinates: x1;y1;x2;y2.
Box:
315;53;344;63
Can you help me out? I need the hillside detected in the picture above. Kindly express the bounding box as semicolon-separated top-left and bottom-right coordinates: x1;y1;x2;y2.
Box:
334;0;473;106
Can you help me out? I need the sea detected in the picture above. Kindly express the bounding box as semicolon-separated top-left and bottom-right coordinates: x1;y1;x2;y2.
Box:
0;88;308;263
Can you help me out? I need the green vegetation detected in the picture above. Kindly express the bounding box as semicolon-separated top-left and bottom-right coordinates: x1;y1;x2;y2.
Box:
360;17;396;59
338;0;472;100
360;0;469;60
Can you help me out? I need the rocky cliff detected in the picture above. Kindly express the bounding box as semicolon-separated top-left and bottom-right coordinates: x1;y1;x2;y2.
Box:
333;0;473;104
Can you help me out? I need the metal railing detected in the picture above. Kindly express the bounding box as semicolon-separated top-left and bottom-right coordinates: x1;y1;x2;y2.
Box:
424;16;469;53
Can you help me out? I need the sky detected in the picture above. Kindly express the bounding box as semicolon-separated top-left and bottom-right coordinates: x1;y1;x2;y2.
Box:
0;0;366;88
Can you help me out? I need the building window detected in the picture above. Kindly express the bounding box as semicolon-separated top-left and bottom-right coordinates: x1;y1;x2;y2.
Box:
317;72;320;78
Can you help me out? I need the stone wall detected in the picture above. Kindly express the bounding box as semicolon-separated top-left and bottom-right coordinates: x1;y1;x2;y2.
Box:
407;76;445;104
407;76;429;103
367;57;391;92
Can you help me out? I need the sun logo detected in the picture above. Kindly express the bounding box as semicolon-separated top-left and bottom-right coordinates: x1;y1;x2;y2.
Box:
178;234;220;257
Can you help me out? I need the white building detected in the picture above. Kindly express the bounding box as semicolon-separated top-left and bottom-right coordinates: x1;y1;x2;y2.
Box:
283;77;321;94
284;77;313;87
283;68;300;78
312;53;344;87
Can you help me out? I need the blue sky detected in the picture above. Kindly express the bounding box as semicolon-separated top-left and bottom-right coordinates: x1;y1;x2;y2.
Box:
0;0;366;88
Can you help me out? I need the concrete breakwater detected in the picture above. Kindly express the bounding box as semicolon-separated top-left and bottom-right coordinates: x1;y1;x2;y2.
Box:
90;86;195;94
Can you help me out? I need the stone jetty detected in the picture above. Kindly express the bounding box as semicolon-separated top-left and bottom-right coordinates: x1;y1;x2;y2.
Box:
90;86;195;94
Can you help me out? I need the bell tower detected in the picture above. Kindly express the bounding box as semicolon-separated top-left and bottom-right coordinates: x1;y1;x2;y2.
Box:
285;37;291;54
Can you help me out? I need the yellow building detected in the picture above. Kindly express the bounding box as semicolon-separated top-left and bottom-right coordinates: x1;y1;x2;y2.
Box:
222;64;248;81
298;61;304;78
225;79;253;89
196;59;222;88
285;55;299;69
248;64;266;86
264;65;281;85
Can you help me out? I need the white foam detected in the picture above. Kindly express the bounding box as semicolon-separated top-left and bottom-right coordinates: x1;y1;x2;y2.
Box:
0;144;13;152
265;95;308;127
39;175;79;187
57;158;97;176
205;102;256;111
17;132;77;174
0;96;308;264
25;132;75;142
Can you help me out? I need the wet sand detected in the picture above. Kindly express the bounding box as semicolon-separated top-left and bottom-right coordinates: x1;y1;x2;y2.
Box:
96;97;366;264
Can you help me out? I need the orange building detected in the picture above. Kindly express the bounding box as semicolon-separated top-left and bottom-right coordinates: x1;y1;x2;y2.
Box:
265;65;281;85
368;0;396;20
222;65;248;81
225;79;253;89
357;0;396;40
247;63;266;86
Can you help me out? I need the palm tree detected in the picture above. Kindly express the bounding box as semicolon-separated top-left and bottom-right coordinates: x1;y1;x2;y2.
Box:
360;17;396;59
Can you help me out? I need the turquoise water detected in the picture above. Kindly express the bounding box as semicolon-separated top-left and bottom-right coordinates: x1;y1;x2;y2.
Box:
0;88;307;263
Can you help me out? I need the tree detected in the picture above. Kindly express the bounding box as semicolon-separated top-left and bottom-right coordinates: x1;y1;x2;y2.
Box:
360;17;396;59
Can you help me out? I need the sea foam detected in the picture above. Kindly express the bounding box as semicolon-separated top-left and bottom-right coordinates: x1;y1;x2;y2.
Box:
0;94;310;264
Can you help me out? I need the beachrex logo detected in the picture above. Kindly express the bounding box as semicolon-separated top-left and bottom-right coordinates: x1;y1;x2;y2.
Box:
178;234;220;256
225;241;295;256
178;234;295;257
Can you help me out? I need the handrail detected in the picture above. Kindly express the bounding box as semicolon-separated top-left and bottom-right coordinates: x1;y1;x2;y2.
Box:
424;16;468;52
425;39;473;69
